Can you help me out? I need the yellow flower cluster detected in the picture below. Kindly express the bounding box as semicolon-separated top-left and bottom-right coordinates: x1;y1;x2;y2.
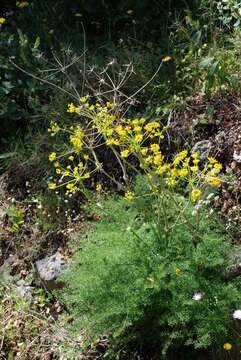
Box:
16;1;29;8
47;98;222;200
162;55;172;62
47;120;91;194
0;17;6;25
223;343;232;351
124;191;134;201
70;126;85;154
48;121;60;136
48;155;91;194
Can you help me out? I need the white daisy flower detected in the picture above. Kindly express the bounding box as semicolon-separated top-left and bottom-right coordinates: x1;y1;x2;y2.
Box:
192;292;203;301
233;310;241;320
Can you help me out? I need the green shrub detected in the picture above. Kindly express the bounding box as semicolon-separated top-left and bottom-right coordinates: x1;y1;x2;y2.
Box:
57;178;241;358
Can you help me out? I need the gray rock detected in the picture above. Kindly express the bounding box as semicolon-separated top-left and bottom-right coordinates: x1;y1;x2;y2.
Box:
191;140;213;159
35;252;67;290
0;255;17;282
233;150;241;163
15;280;34;301
226;250;241;279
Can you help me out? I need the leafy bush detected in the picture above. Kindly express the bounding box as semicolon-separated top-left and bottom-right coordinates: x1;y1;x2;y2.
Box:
0;27;45;138
58;178;241;358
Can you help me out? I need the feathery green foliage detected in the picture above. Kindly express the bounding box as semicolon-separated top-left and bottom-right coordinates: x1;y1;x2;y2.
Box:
58;178;241;358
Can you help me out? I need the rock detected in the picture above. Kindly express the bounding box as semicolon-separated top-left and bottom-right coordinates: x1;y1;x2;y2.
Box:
191;140;213;159
233;149;241;163
226;250;241;279
35;251;68;290
0;255;18;282
15;279;34;301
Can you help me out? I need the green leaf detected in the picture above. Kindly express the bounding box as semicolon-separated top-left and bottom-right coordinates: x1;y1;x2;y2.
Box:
208;61;219;77
199;57;214;69
33;36;40;50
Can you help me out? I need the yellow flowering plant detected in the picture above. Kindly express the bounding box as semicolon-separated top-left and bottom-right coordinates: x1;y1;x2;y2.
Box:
48;97;222;243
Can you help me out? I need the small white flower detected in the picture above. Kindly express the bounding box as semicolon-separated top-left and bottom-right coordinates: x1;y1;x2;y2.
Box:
233;310;241;320
192;292;203;301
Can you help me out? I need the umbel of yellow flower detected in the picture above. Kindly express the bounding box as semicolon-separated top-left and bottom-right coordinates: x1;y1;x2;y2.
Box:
162;56;172;62
0;17;6;25
96;184;102;192
223;343;232;351
121;149;130;158
16;1;29;8
48;182;57;190
191;188;202;202
48;121;60;136
49;152;57;162
124;191;134;201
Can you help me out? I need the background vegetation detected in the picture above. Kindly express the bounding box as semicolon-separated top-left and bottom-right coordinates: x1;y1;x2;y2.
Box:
1;0;241;359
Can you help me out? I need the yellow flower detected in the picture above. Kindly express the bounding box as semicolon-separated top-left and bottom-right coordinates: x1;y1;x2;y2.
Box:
48;182;57;190
66;183;77;193
49;152;57;162
162;56;172;62
121;149;130;158
166;178;177;187
223;343;232;351
124;191;134;201
126;9;133;15
16;1;29;8
214;163;222;172
173;150;188;165
83;172;90;179
83;154;89;160
183;157;190;167
48;121;60;135
68;155;74;161
106;101;114;109
74;13;82;17
179;168;188;177
150;144;160;153
134;134;143;143
115;125;126;137
133;126;142;133
79;96;88;103
207;176;221;187
67;102;80;114
70;126;85;154
153;154;163;165
179;150;188;158
56;168;61;174
208;156;217;164
191;165;199;173
96;184;102;192
106;129;114;136
0;17;6;24
54;161;60;168
156;164;169;175
106;138;119;146
144;122;160;132
140;147;148;156
191;188;202;202
170;168;179;177
175;268;181;276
